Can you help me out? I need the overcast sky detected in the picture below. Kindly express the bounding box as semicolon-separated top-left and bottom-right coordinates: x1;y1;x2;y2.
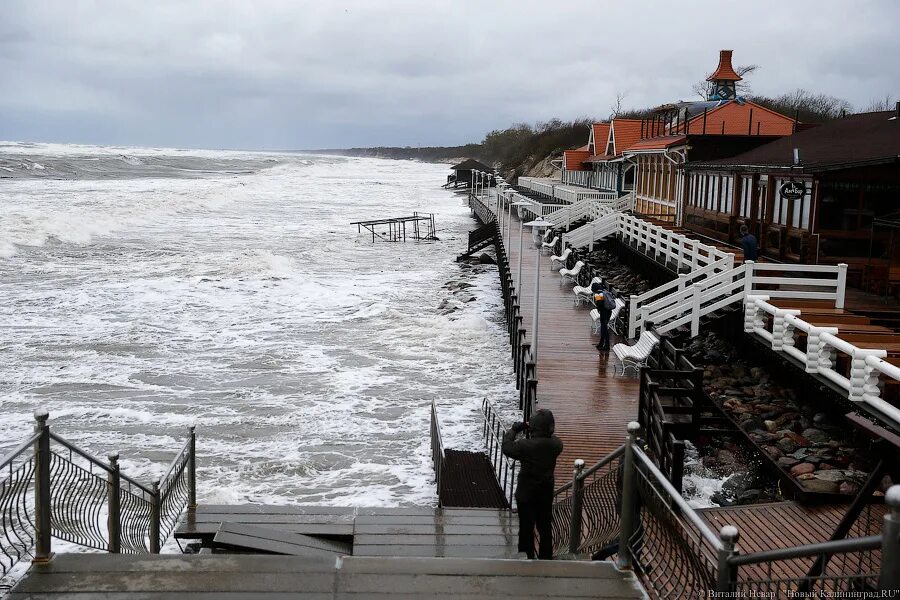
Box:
1;0;897;150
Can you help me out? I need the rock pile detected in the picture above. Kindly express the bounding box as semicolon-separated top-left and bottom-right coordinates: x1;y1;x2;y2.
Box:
583;249;652;298
684;331;877;496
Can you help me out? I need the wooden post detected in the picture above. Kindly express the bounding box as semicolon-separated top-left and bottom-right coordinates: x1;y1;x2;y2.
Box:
33;409;52;564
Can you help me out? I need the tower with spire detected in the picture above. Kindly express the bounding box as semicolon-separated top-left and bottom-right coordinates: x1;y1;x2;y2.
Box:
707;49;742;101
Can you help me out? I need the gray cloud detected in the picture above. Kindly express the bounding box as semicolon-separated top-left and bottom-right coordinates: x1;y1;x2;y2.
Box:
0;0;897;149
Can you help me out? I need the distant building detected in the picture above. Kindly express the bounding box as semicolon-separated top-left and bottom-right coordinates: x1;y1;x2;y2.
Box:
448;159;495;188
626;50;798;223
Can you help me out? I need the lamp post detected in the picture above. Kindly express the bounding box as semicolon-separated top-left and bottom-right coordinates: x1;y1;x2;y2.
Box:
523;218;553;364
509;200;530;286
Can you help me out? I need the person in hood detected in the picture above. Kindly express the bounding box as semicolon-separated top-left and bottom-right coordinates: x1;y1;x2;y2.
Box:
502;409;564;559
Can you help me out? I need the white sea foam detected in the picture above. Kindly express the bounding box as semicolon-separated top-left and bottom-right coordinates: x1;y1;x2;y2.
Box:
0;147;518;519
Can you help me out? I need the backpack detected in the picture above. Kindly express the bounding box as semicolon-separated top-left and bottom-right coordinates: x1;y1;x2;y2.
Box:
602;289;616;311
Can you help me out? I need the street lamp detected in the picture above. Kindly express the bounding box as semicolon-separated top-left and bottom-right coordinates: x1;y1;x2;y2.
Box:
524;218;553;364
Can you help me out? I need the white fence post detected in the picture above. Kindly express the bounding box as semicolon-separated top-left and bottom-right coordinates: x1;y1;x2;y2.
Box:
742;260;755;297
805;325;838;374
835;263;848;309
629;295;639;340
849;349;888;402
743;295;768;333
772;309;800;351
690;283;702;337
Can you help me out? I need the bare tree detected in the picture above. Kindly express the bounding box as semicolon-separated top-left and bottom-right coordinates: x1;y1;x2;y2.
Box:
865;94;896;112
610;92;627;119
691;64;759;99
750;89;853;122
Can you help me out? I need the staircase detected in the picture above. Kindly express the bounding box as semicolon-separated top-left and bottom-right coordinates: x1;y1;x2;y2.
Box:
456;221;497;261
12;551;645;599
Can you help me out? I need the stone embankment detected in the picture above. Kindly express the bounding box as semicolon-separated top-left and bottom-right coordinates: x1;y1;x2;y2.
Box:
685;331;881;497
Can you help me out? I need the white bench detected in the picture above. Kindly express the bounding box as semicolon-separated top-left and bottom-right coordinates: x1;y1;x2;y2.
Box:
550;248;571;270
559;261;584;286
612;331;659;375
540;236;558;255
608;298;626;335
589;297;625;334
573;277;602;307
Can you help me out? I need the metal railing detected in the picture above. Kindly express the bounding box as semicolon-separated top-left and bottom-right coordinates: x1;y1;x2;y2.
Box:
491;216;538;422
481;399;518;509
0;410;195;576
552;422;900;598
429;401;445;504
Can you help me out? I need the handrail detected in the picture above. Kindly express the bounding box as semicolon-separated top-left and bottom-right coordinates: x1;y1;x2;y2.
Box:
0;411;195;575
633;447;723;551
553;444;625;496
481;398;517;509
430;401;445;504
49;431;153;495
729;535;881;567
0;432;42;469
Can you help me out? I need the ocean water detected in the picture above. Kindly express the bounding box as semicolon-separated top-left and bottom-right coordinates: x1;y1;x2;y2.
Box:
0;143;517;510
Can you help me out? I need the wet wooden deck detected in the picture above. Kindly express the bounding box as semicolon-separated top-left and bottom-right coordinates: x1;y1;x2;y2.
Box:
504;211;640;485
10;553;645;599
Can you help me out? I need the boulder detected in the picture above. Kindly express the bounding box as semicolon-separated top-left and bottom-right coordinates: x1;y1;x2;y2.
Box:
477;253;496;265
801;428;830;444
800;478;840;494
790;462;816;476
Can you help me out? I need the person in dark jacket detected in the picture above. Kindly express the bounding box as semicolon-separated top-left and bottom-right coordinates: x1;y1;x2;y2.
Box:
739;225;758;261
592;280;614;351
502;409;564;559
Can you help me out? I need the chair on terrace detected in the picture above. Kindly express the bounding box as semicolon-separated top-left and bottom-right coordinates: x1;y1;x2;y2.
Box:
559;261;584;286
612;330;658;375
573;277;602;307
540;236;558;255
550;248;571;270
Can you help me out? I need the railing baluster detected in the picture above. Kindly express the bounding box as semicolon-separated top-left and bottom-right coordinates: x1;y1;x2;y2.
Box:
33;409;52;564
107;452;121;554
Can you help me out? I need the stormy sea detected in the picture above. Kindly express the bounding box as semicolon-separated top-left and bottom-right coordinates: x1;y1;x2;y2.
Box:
0;142;517;515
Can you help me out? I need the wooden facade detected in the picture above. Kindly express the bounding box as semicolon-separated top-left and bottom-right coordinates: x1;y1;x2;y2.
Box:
682;109;900;289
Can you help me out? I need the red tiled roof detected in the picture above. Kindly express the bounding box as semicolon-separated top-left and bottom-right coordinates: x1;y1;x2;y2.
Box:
707;49;742;82
583;154;615;163
685;100;795;136
685;110;900;172
591;123;611;155
564;148;592;170
610;119;643;154
624;135;688;152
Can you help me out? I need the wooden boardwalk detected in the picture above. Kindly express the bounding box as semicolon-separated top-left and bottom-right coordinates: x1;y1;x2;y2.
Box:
504;212;640;484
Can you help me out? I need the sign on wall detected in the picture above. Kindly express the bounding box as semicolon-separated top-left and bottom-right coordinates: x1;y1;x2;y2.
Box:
779;180;807;200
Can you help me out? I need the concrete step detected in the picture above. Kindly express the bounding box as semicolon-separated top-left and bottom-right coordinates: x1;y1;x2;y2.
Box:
11;553;647;599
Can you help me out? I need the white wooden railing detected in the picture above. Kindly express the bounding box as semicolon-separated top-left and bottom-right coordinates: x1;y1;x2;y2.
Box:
627;256;735;338
518;177;557;199
744;295;900;431
561;169;594;188
637;261;847;339
519;177;617;205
